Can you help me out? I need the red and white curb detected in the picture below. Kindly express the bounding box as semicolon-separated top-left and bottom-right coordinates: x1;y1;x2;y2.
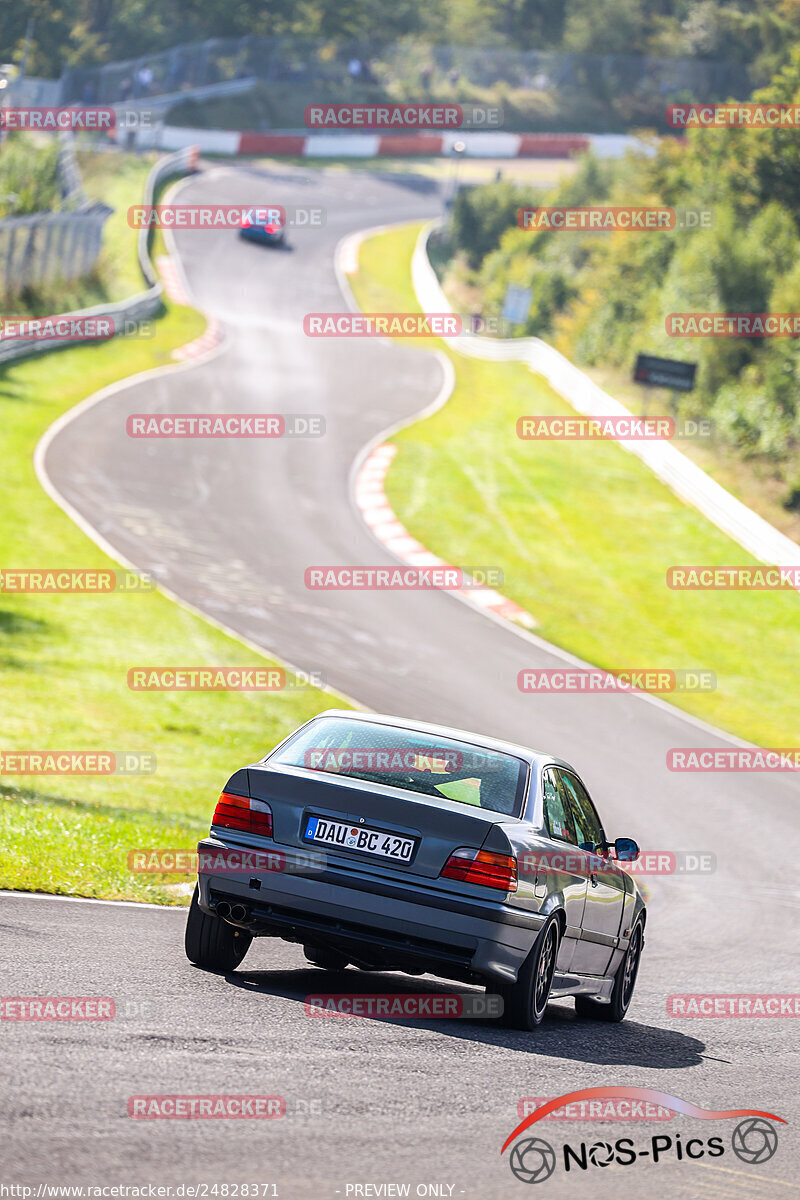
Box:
355;442;536;628
156;253;224;361
172;316;223;361
122;127;652;161
156;254;189;304
125;127;590;158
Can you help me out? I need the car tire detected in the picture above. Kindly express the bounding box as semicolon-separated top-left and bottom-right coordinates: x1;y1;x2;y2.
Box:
575;918;644;1022
499;914;561;1031
185;887;252;972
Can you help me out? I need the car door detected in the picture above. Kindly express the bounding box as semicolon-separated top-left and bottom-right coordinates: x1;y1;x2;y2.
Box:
556;769;627;977
538;767;588;973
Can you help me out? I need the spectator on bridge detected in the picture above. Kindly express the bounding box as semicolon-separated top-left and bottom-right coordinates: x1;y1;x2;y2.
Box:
135;65;153;96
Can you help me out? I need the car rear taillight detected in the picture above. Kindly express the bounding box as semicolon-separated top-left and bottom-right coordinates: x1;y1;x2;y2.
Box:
211;791;273;837
441;847;517;892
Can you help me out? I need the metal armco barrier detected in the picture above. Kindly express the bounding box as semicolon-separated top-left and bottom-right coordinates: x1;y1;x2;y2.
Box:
0;206;111;290
0;144;198;365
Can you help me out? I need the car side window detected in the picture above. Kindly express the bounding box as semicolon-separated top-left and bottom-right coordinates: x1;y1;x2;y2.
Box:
542;768;577;843
558;771;605;851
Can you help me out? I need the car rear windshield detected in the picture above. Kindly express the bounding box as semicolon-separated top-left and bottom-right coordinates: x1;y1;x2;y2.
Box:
268;717;529;816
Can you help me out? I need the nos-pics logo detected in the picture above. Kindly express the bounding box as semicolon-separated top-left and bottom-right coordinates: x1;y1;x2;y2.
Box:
502;1088;784;1184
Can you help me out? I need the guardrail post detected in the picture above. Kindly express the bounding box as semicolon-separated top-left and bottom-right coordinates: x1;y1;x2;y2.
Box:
6;226;16;294
39;216;56;287
20;222;38;288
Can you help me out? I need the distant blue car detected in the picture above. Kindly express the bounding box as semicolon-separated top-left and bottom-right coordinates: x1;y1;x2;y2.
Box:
239;214;285;246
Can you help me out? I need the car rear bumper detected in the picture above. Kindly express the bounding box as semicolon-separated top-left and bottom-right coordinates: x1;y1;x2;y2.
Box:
195;835;543;983
239;227;283;243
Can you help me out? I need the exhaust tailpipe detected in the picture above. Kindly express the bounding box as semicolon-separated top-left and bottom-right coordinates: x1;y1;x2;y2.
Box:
215;901;231;918
230;903;249;922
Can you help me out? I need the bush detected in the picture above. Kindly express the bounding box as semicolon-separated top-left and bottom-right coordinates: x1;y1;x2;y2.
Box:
0;135;61;217
434;52;800;483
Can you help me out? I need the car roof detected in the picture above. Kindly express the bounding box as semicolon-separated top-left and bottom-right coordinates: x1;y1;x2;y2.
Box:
309;709;580;776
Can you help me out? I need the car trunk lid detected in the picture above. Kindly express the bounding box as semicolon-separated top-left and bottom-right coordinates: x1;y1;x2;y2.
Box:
245;764;520;879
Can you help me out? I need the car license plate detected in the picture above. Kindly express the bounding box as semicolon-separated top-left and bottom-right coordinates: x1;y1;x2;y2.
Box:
304;815;415;862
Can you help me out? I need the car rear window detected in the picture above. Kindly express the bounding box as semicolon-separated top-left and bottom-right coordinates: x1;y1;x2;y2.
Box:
268;717;529;816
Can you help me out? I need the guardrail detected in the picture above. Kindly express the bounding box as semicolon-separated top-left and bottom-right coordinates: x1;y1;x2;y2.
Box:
112;76;257;125
136;144;200;287
412;221;800;568
0;134;108;291
2;76;63;107
0;205;112;292
57;131;91;209
0;144;198;366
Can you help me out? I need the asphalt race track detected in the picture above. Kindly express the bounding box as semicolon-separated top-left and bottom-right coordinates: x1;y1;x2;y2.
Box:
4;161;798;1198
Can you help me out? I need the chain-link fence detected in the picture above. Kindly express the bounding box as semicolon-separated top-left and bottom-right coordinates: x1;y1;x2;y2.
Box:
60;37;756;132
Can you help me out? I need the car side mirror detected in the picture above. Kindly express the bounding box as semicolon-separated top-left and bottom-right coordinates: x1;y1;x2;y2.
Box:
614;837;639;861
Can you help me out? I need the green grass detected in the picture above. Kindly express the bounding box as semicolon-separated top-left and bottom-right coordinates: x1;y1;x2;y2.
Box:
0;156;341;904
349;223;800;745
0;135;61;219
77;150;158;300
